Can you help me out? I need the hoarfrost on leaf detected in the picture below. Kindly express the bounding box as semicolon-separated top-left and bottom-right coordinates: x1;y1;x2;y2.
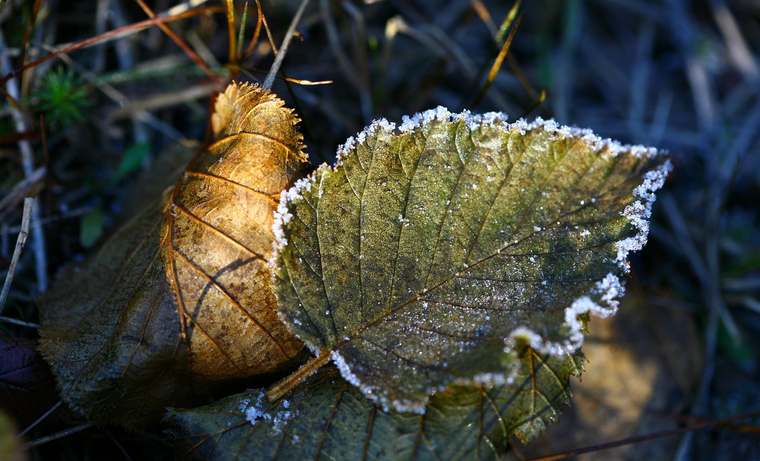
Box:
168;352;584;460
271;107;669;413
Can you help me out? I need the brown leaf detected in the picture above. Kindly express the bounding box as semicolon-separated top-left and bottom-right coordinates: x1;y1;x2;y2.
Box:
163;83;306;378
38;82;308;427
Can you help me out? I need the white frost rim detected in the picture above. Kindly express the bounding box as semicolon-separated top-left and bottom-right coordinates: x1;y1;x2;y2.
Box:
271;106;671;414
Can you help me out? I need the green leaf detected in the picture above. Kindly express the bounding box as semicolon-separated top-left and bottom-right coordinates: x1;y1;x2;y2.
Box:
272;109;670;412
114;142;151;182
167;350;582;460
79;207;104;248
40;199;196;427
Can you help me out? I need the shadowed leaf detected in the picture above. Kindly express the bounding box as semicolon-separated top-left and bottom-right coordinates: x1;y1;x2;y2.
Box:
272;108;670;412
38;82;308;427
0;338;57;428
168;350;582;461
39;197;196;427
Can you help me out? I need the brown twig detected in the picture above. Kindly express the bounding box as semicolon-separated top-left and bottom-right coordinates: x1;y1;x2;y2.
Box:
472;10;522;106
0;5;224;86
526;410;760;461
134;0;216;78
243;0;264;59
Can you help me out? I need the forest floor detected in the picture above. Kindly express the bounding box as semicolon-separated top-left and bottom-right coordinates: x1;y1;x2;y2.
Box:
1;0;759;459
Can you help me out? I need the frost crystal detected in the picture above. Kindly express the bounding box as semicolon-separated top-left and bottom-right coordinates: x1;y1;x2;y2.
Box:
331;350;429;414
239;391;297;434
615;161;672;270
270;167;323;268
506;272;628;355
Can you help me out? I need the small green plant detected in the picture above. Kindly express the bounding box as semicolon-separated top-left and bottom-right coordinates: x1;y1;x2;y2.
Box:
32;67;89;128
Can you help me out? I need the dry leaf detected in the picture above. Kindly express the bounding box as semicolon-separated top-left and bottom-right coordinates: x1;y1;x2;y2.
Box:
39;82;308;427
164;82;306;378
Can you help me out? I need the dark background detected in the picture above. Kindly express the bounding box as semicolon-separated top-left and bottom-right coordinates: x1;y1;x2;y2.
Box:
1;0;759;459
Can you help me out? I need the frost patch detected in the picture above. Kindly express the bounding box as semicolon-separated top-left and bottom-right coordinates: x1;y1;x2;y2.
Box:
239;391;296;434
270;167;323;268
615;161;672;270
337;111;662;169
506;273;626;356
331;350;429;414
337;118;397;165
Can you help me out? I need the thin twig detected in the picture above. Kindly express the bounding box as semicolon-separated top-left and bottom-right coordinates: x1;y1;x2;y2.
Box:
0;5;224;86
24;423;95;449
527;410;760;461
134;0;216;77
0;197;33;313
106;82;219;122
20;401;62;437
0;167;45;219
0;315;40;328
262;0;311;90
0;31;47;292
472;12;522;106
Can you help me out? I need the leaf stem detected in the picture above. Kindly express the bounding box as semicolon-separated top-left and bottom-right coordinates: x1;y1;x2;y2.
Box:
267;349;331;402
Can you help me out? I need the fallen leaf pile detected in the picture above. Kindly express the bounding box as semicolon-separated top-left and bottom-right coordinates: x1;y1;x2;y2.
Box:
37;83;670;459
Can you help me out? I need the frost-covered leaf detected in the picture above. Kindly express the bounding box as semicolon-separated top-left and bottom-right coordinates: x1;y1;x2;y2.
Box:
272;108;670;412
168;350;582;461
38;83;308;427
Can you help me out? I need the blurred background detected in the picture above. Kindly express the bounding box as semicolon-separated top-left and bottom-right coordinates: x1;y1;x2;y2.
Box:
0;0;759;459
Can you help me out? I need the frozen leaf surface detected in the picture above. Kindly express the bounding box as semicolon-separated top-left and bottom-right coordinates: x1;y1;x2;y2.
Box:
168;350;582;461
272;108;670;412
38;83;308;427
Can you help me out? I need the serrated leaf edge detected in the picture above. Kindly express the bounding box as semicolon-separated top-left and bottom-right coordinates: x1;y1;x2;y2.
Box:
271;107;671;413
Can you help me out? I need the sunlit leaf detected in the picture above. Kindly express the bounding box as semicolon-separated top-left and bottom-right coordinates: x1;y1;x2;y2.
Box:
272;108;670;412
161;82;307;380
38;83;308;427
168;350;582;461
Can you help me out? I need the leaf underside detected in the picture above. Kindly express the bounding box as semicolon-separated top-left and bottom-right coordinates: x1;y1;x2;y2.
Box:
168;350;582;461
274;113;668;412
